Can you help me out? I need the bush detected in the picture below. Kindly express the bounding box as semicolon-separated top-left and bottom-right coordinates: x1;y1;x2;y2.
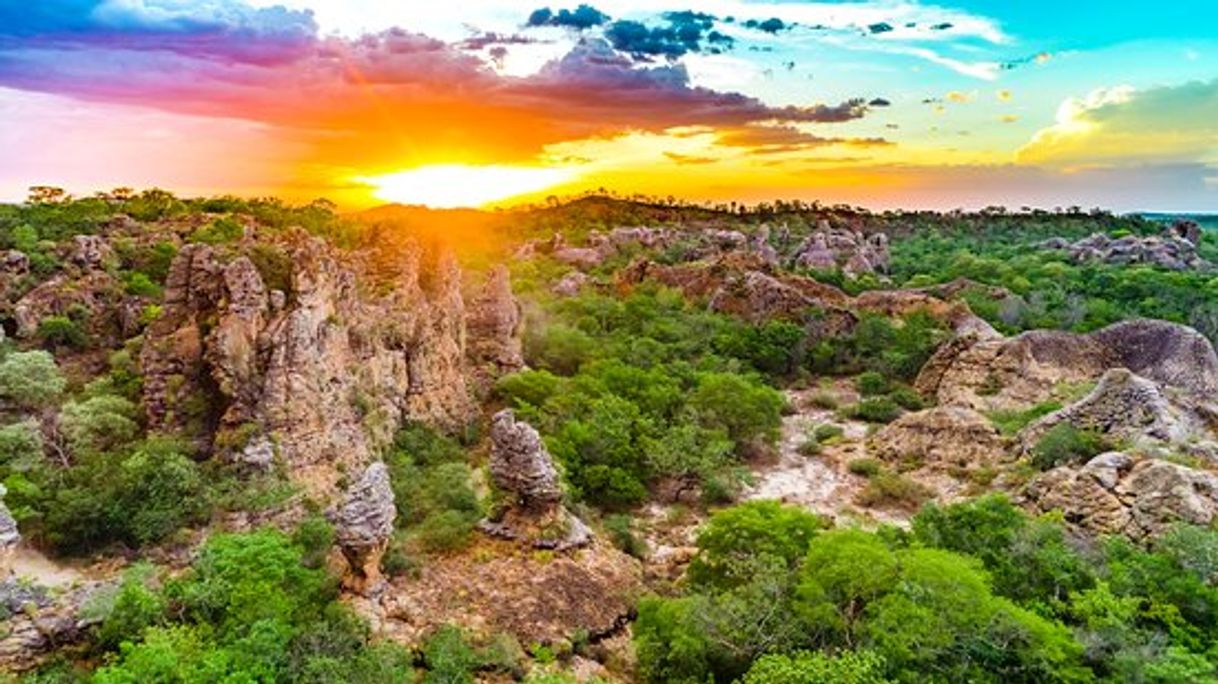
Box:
603;514;647;558
117;441;208;546
59;394;139;456
122;271;162;298
813;424;845;442
850;397;902;423
856;471;932;510
888;386;925;411
797;437;822;457
855;372;889;397
415;510;476;553
293;515;336;569
848;458;882;478
741;650;892;684
1030;423;1108;470
36;316;89;350
188;216;244;245
422;625;477;684
0;419;43;470
0;350;65;408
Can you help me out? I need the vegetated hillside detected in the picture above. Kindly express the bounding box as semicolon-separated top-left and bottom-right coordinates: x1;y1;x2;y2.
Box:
4;189;1218;683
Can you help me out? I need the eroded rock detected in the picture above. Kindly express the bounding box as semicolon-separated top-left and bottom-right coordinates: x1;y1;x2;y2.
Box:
330;462;396;594
479;410;591;550
872;406;1007;474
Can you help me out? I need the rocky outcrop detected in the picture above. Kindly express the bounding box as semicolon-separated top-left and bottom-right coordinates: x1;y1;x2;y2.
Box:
552;271;591;297
1017;369;1214;454
0;484;18;575
1024;454;1218;539
0;579;103;673
872;406;1007;473
330;462;396;594
141;231;502;499
478;410;591;550
1038;223;1209;271
918;319;1218;412
791;221;890;276
465;265;524;391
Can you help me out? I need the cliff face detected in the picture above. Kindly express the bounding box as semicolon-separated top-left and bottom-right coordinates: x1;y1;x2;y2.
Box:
141;230;513;498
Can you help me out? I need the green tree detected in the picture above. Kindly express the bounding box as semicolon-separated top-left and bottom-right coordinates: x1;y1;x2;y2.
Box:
0;350;64;409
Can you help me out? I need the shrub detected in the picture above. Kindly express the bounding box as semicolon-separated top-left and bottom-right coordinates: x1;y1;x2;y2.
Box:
423;625;477;684
850;397;902;423
293;514;336;569
415;510;476;553
856;471;932;510
604;514;647;558
806;392;839;410
988;401;1062;435
855;371;889;396
848;458;882;478
797;437;822;457
741;650;892;684
495;369;563;408
813;424;845;442
117;441;207;546
0;350;65;408
1030;423;1108;470
688;500;822;590
59;394;139;456
0;419;43;470
36;315;89;350
888;386;925;411
188;216;244;245
122;271;162;298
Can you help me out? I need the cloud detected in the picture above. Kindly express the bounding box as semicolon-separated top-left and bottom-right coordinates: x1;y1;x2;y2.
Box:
1018;80;1218;168
713;124;891;155
526;5;609;30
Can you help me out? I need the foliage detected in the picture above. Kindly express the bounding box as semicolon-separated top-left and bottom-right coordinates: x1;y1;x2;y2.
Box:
0;350;65;408
855;371;889;396
741;650;892;684
36;316;90;351
849;397;902;424
1031;423;1109;470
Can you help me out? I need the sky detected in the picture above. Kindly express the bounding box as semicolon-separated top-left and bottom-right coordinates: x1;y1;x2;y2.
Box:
2;1;1216;211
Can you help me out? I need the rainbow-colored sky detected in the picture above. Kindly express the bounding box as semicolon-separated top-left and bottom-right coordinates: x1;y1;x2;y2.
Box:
3;1;1216;210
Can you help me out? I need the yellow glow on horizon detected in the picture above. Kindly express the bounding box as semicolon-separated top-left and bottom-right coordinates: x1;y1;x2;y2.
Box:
357;164;576;208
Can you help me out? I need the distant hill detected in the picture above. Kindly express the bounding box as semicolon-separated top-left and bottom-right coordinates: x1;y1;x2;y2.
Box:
1139;212;1218;230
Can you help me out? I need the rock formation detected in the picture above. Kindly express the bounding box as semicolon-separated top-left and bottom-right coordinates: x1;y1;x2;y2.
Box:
330;462;396;594
1024;454;1218;539
0;579;103;672
917;319;1218;411
1038;222;1209;271
872;406;1007;473
0;484;18;575
140;231;509;498
791;221;890;276
465;265;524;391
1017;368;1214;454
478;409;591;550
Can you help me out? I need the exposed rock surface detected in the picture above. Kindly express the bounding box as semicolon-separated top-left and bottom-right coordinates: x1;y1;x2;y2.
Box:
918;319;1218;411
872;406;1007;473
1024;454;1218;538
465;265;524;391
552;271;591;297
361;538;642;647
0;579;103;673
479;410;591;550
140;232;508;498
1017;368;1214;453
791;221;890;276
0;484;18;575
330;462;396;594
1039;222;1209;271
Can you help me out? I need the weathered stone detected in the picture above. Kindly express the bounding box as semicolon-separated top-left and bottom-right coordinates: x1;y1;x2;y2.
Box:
480;410;591;550
0;484;19;575
465;265;524;386
1024;455;1218;539
0;579;104;673
872;406;1007;473
67;234;113;269
330;462;395;594
1038;225;1211;271
552;271;591;296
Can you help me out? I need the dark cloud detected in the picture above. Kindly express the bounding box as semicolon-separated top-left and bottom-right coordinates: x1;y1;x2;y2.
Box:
743;18;788;34
457;32;539;51
931;22;954;31
869;98;892;107
868;22;894;35
603;11;733;62
715;124;892;154
526;5;610;30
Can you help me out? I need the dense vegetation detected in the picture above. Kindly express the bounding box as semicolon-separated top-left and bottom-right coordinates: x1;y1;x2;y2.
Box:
636;496;1218;684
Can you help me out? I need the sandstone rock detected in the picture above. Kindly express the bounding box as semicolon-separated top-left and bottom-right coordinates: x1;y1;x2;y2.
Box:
872;406;1007;473
465;265;524;386
1038;225;1210;271
1024;454;1218;538
552;271;591;296
553;246;604;270
141;233;483;498
0;484;19;575
791;226;889;276
2;250;28;274
0;579;103;673
918;319;1218;412
330;462;396;594
1017;368;1212;452
67;235;114;269
480;410;591;550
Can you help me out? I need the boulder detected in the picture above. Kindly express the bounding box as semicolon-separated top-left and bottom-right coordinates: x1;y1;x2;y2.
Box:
479;410;591;550
1017;368;1213;453
1024;454;1218;538
0;484;18;575
552;271;591;297
330;462;396;594
871;406;1007;473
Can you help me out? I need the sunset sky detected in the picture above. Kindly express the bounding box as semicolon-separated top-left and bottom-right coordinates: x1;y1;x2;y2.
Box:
2;1;1216;211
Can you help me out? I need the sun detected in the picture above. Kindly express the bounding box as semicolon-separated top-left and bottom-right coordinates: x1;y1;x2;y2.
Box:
357;164;575;208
